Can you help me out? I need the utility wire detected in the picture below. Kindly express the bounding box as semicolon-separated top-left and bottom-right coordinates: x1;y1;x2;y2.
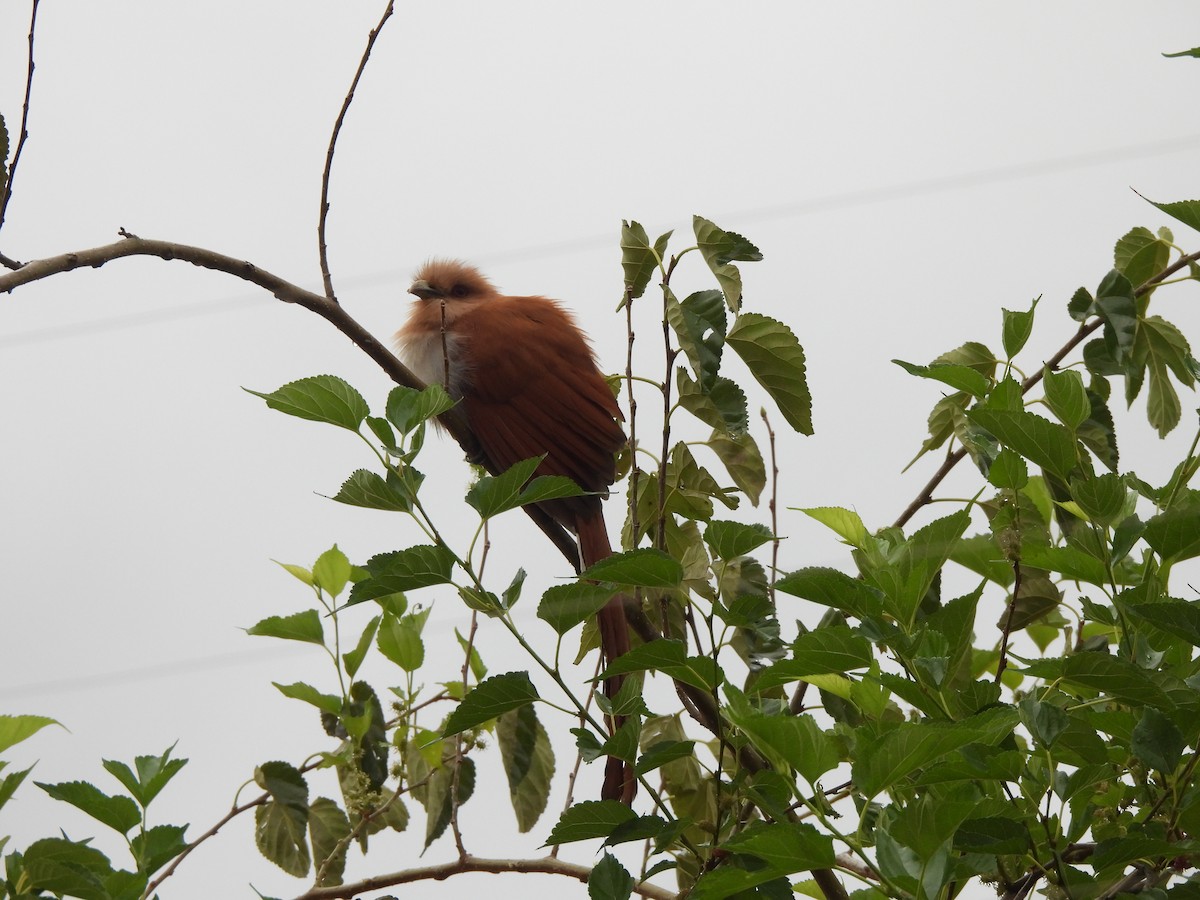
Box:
3;133;1198;351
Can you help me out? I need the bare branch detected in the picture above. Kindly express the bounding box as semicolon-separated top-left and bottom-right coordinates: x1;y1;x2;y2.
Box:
318;0;395;302
289;854;679;900
0;0;41;264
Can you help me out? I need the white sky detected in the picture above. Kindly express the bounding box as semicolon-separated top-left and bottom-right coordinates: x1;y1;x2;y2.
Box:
2;2;1199;898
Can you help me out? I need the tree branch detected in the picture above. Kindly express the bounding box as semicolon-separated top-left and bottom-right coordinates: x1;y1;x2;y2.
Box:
289;854;678;900
317;0;395;302
0;0;41;264
893;247;1200;529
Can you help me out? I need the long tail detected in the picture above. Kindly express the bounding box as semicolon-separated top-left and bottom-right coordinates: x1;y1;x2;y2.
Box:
577;512;636;805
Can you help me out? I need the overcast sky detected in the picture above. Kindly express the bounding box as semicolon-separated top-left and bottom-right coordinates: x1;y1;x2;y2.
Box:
2;3;1200;898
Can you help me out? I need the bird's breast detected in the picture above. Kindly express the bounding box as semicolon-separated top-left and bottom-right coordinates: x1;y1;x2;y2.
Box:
395;328;471;397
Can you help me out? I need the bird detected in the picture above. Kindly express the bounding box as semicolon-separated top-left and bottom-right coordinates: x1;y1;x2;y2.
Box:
395;259;635;804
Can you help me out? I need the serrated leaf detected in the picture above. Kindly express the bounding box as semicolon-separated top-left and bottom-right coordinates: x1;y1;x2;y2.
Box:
498;704;555;833
893;360;990;398
546;800;637;845
0;714;60;754
130;824;187;877
677;368;749;434
1114;226;1170;290
102;746;187;808
706;429;766;505
726;312;812;435
589;852;634;900
273;682;342;715
1135;315;1194;437
377;612;424;671
1132;707;1185;773
349;544;456;604
466;456;540;518
1143;503;1200;563
21;838;114;900
1042;368;1090;430
254;761;309;877
852;706;1019;797
798;506;870;550
967;408;1078;480
727;690;839;784
1002;299;1038;358
754;627;873;690
330;468;413;511
602;640;720;691
693;216;761;311
246;376;369;431
581;549;682;588
703;520;773;559
309;797;351;886
666;287;727;392
537;582;618;636
620;220;669;300
385;383;455;433
342;614;381;678
987;448;1028;490
722;821;836;873
313;545;351;598
775;567;884;619
1021;654;1174;709
247;609;325;645
1139;193;1200;235
443;672;539;735
634;740;696;775
1069;473;1126;527
36;781;141;834
1124;599;1200;647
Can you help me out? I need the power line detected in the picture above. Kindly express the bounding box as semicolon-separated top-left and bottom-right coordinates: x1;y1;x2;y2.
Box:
3;133;1198;350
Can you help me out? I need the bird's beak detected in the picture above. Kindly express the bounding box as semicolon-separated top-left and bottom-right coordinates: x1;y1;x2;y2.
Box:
409;279;441;300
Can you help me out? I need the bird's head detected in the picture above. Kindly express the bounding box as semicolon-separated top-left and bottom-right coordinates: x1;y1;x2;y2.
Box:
409;260;497;302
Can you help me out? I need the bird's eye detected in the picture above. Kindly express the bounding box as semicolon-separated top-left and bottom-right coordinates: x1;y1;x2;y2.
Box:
450;284;470;298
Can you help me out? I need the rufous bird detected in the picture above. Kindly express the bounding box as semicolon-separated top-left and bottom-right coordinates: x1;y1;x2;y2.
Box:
395;259;635;804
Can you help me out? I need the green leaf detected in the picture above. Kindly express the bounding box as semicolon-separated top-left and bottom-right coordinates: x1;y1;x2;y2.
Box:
954;817;1030;854
706;429;766;505
603;640;720;691
667;288;727;391
1123;599;1200;647
775;567;883;619
588;852;634;900
1069;473;1126;527
1021;546;1110;586
537;583;617;636
693;215;762;310
634;740;696;775
620;220;670;300
36;781;141;834
727;692;839;784
1042;368;1090;430
273;682;342;716
798;506;870;550
581;549;682;588
677;368;749;434
102;746;187;808
1132;707;1186;773
852;706;1019;797
21;837;114;900
308;797;350;887
443;672;540;736
987;448;1028;490
546;800;637;844
342;614;381;678
893;360;990;398
704;520;773;559
1134;315;1194;437
498;704;555;833
722;821;836;873
754;627;873;690
247;609;325;645
0;764;33;813
967;408;1078;480
0;714;60;754
726;312;812;435
1095;270;1138;362
1001;299;1038;358
1078;389;1119;471
376;611;424;672
1138;193;1200;235
1068;286;1094;322
466;456;586;519
313;545;351;598
1114;226;1171;290
246;375;369;431
385;383;455;433
1143;503;1200;563
255;761;310;877
874;511;971;626
1021;654;1174;710
330;468;413;511
349;545;457;604
130;824;187;877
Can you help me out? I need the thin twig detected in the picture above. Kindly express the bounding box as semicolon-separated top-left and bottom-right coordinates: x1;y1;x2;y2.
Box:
0;0;41;263
760;408;780;603
317;0;395;302
449;610;480;859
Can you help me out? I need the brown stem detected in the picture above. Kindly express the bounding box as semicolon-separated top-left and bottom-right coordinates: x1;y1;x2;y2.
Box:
0;0;40;260
317;0;395;302
289;854;678;900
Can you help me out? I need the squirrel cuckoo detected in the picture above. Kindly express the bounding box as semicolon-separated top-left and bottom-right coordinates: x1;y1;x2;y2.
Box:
395;260;635;804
